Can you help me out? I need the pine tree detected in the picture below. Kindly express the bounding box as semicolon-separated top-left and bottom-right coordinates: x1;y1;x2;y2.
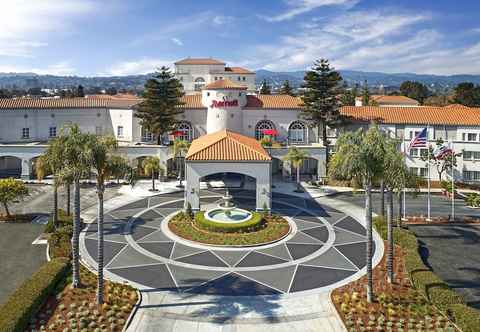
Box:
279;80;294;96
362;80;370;106
135;67;185;145
300;59;343;170
259;79;271;95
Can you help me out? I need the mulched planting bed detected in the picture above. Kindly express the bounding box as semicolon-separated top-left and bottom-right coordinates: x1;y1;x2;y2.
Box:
28;266;138;332
0;213;34;223
332;241;458;332
405;216;480;224
169;212;290;246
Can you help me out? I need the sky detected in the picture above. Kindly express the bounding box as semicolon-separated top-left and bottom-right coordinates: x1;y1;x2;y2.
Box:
1;0;480;76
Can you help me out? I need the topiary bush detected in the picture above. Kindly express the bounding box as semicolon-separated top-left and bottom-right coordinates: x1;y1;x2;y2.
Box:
194;211;264;233
0;258;70;332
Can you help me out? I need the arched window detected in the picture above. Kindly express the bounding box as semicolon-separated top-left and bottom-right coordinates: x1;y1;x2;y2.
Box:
288;121;307;144
255;120;275;140
176;121;193;142
194;77;206;91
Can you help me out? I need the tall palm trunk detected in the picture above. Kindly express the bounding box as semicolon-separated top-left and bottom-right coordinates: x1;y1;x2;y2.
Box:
151;172;156;191
179;158;183;187
397;193;403;227
96;186;105;304
53;181;58;229
380;180;385;218
3;202;10;217
387;189;394;283
296;165;300;191
365;181;374;303
66;182;71;215
72;178;81;288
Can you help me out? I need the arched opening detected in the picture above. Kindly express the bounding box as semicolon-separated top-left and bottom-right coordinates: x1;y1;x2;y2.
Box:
255;120;276;140
175;121;193;142
30;156;52;180
290;157;318;180
194;77;206;91
288;121;307;144
134;156;162;179
0;156;22;178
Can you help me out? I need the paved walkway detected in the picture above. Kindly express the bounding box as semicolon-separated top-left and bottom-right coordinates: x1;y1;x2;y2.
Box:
79;186;383;332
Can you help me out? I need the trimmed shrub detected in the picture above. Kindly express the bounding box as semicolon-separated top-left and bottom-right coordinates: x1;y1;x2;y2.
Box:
194;211;264;233
44;209;73;233
48;225;73;259
0;258;70;332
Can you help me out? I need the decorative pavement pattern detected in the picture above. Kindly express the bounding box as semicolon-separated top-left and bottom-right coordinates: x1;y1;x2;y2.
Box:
81;190;375;296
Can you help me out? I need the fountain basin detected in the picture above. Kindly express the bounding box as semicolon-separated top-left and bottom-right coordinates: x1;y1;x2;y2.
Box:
205;207;252;224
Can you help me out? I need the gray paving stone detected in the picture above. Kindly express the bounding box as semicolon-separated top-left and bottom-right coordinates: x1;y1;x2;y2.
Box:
161;200;185;208
85;228;128;243
302;247;358;271
294;219;324;231
211;250;251;267
334;217;366;235
237;265;297;293
172;242;207;260
138;242;174;258
85;238;126;265
235;251;288;267
155;208;181;217
287;231;323;244
302;226;330;243
177;251;228;267
106;245;160;269
257;244;292;261
131;225;157;241
139;208;162;221
109;208;145;220
137;229;172;243
333;227;366;245
290;265;356;292
293;214;325;224
321;211;348;225
335;242;367;269
168;264;227;290
286;243;323;260
109;264;176;290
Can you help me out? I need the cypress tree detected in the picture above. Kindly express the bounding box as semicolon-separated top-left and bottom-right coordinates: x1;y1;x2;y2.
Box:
362;80;370;106
135;67;184;145
279;80;294;96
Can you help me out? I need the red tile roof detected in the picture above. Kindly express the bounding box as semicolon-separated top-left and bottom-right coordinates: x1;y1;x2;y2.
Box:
245;95;302;109
186;129;271;161
225;66;254;74
355;95;419;105
0;97;138;110
175;58;225;65
203;79;247;90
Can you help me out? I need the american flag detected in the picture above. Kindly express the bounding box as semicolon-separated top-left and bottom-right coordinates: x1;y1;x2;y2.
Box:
409;127;428;150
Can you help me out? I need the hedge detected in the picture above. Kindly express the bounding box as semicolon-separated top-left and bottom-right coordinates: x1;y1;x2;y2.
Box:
194;211;264;233
0;258;70;332
373;217;480;332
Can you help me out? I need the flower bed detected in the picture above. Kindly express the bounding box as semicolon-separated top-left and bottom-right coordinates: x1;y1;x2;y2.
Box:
194;211;264;233
169;211;290;246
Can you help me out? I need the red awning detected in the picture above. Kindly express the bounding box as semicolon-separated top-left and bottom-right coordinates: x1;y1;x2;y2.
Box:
263;129;278;136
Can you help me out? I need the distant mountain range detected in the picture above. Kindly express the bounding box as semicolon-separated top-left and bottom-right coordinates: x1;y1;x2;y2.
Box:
1;70;480;92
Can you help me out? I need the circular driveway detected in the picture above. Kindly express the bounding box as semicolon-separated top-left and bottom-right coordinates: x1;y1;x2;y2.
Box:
80;190;378;296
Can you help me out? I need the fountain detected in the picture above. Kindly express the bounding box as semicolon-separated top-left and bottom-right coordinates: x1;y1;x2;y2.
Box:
205;188;252;224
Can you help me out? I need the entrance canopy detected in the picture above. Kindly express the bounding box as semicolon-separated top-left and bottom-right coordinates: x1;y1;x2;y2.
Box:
185;130;272;211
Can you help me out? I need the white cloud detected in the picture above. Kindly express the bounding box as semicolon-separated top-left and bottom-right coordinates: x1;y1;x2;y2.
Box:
105;58;174;76
0;0;96;57
171;38;184;46
213;15;234;25
262;0;358;22
0;61;76;75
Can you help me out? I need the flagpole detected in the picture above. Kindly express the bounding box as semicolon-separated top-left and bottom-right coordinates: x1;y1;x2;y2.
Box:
402;138;407;221
426;125;431;222
450;140;455;222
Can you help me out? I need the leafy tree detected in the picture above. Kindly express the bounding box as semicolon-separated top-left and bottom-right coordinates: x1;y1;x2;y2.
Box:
301;59;343;170
400;81;429;104
88;135;134;304
259;79;271;95
279;80;294;96
0;178;28;217
109;155;131;184
283;147;308;192
171;139;190;187
105;87;118;95
421;139;461;182
453;82;480;107
58;124;93;288
135;67;185;145
362;80;370;106
340;83;357;106
142;156;162;191
76;85;85;97
423;95;450;107
329;125;386;302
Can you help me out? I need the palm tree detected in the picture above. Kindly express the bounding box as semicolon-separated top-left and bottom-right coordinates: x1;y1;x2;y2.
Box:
142;156;162;191
283;147;308;192
58;124;93;288
88;135;134;304
171;139;190;187
329;125;386;302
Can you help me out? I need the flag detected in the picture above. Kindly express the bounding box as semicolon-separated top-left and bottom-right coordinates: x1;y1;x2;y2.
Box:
433;144;454;160
409;127;428;151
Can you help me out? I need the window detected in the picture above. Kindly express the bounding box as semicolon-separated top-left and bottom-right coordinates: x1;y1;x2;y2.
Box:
410;167;428;178
255;120;275;140
242;77;246;81
141;127;153;142
117;126;124;138
194;77;206;91
395;125;405;139
434;125;446;140
238;76;241;81
463;151;480;160
464;170;480;182
410;148;419;158
49;126;56;138
22;127;30;139
446;126;457;140
176;121;193;142
288;121;307;144
409;148;428;158
95;126;103;136
326;126;337;138
409;130;421;139
467;133;478;142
